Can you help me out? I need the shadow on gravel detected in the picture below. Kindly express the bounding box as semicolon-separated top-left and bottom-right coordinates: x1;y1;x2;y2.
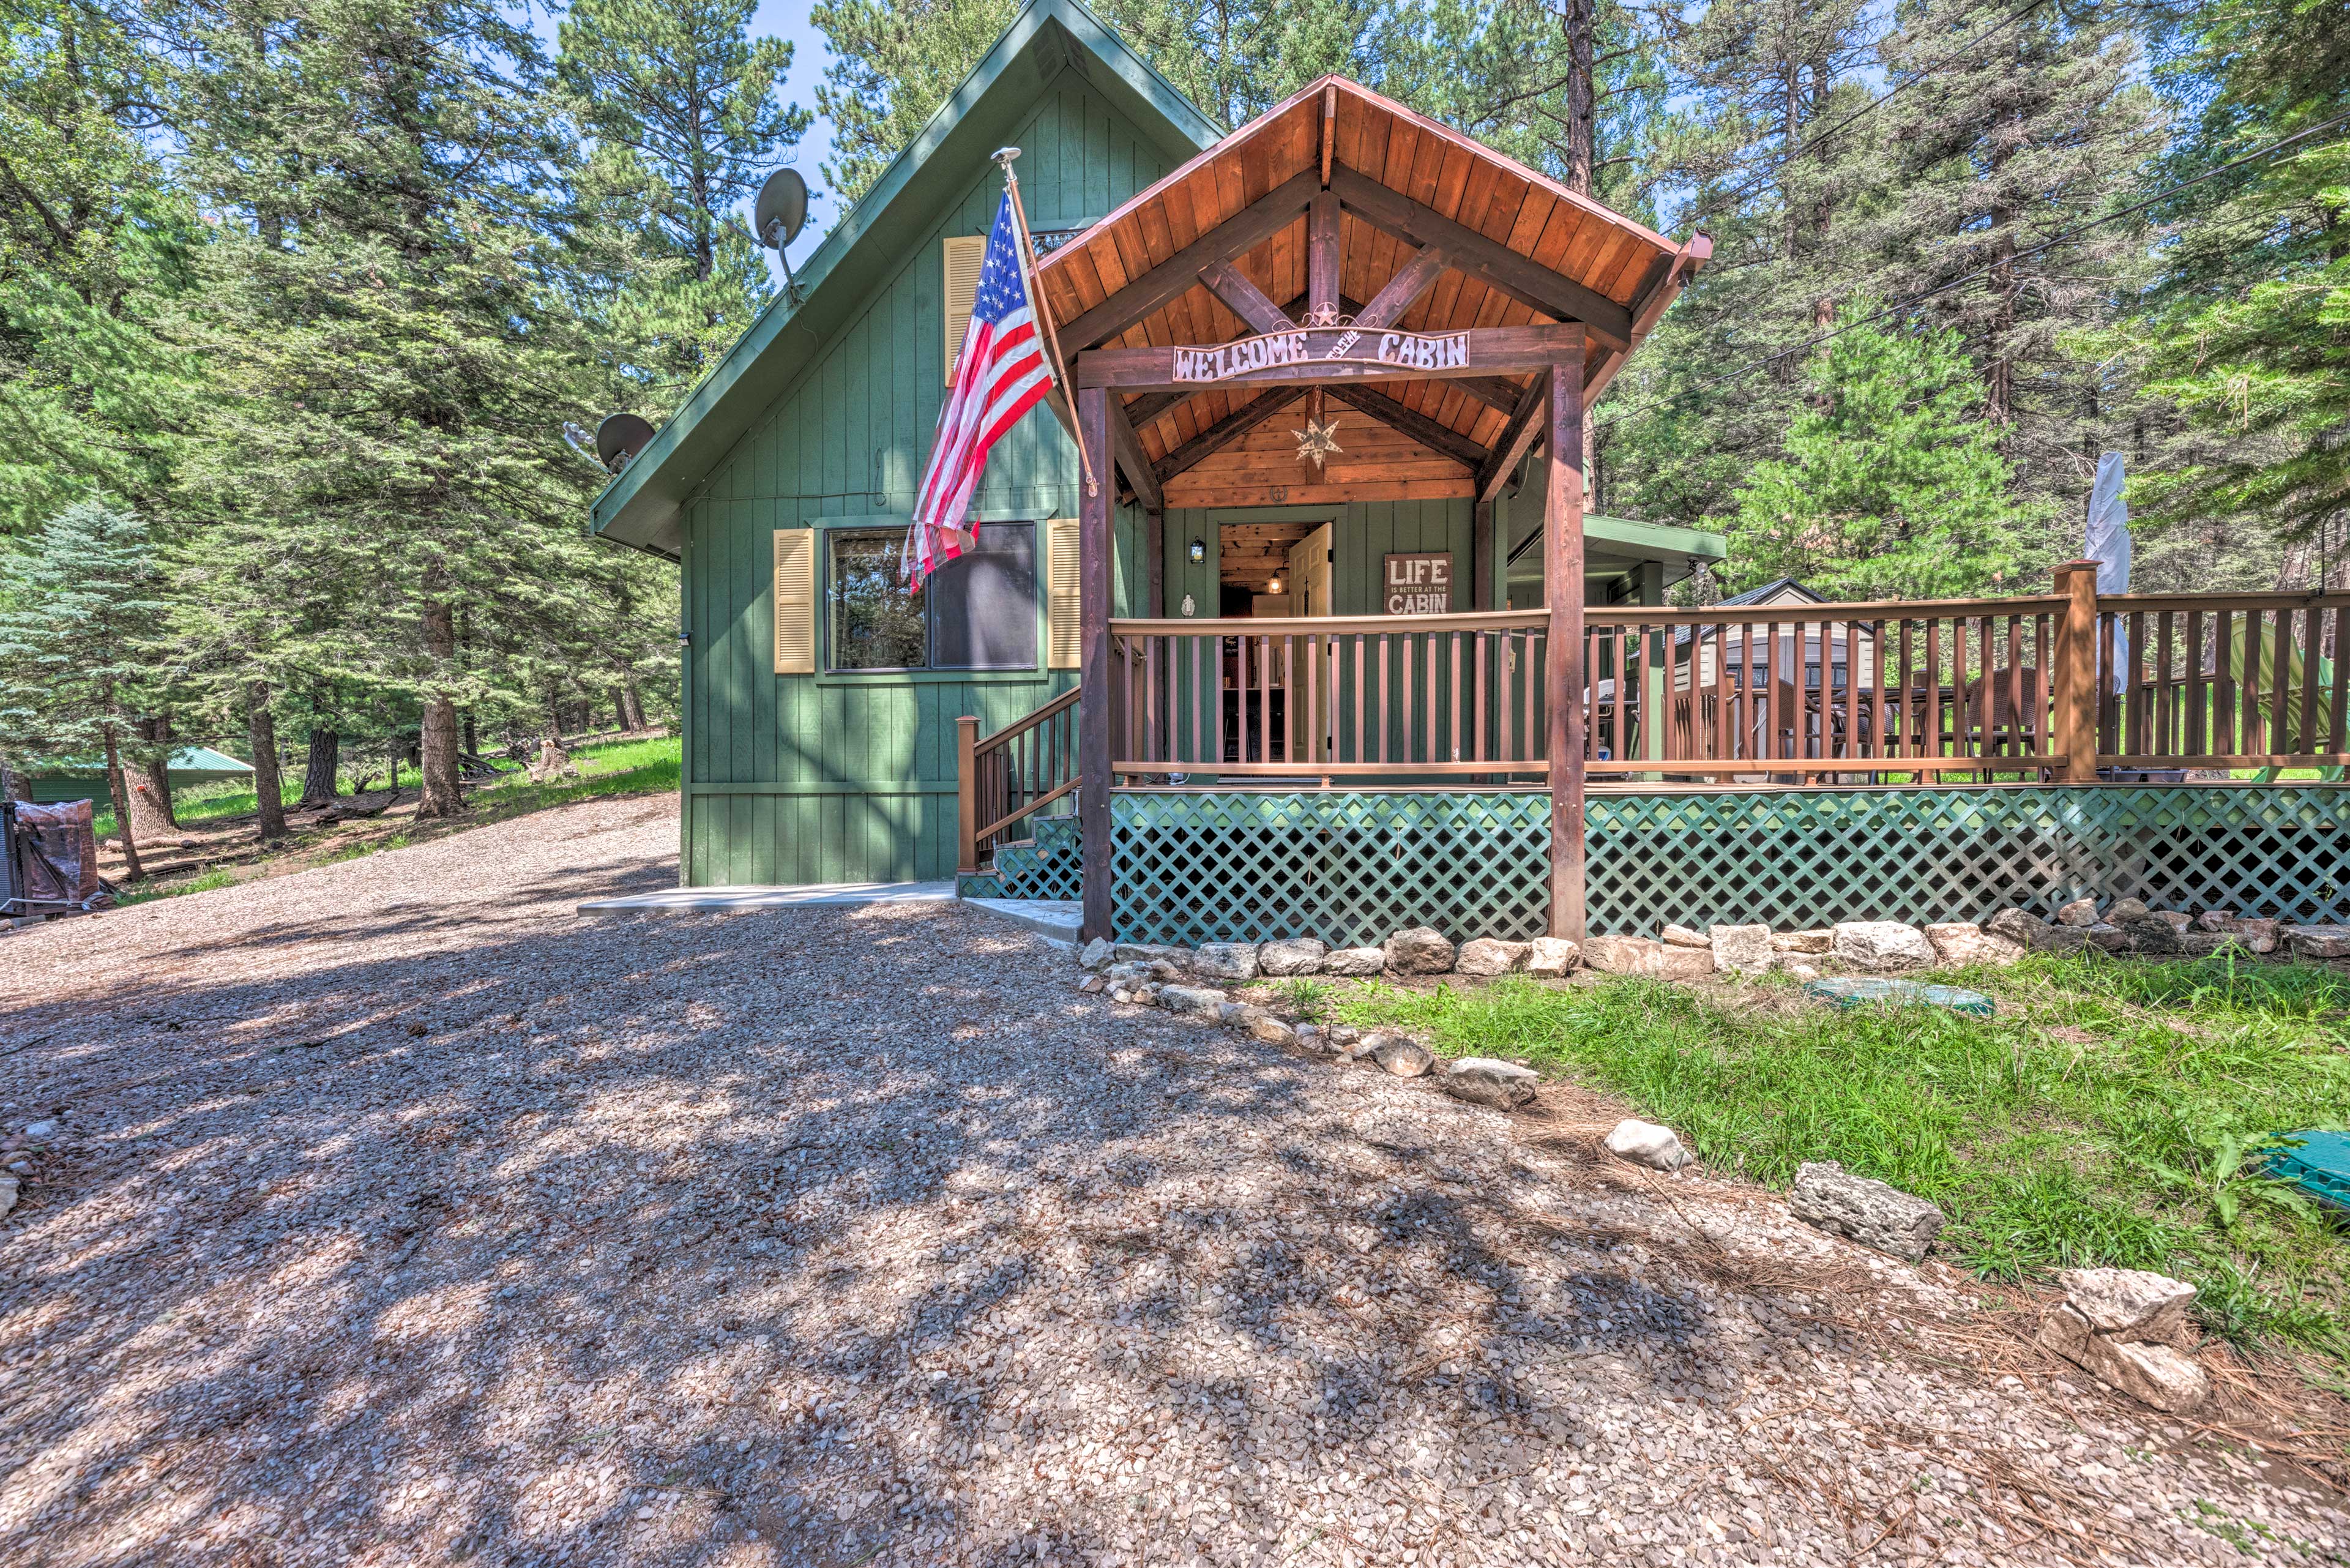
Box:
0;902;1757;1567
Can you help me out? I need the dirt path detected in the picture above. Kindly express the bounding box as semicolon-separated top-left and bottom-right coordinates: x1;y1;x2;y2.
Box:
1;794;2342;1566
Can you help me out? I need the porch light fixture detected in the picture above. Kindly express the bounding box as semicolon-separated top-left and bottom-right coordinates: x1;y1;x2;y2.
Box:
1187;538;1206;564
1269;574;1283;594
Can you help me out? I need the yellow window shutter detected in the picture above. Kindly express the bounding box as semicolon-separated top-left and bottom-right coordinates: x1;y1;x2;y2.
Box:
1045;517;1081;670
942;234;987;384
773;529;816;675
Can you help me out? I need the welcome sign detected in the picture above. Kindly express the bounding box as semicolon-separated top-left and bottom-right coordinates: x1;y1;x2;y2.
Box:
1172;327;1474;383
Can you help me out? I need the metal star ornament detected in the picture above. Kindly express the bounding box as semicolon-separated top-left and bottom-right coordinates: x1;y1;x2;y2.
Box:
1291;414;1343;470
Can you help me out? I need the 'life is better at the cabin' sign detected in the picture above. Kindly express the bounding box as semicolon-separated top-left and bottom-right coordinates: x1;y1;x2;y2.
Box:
1385;553;1452;614
1172;326;1472;383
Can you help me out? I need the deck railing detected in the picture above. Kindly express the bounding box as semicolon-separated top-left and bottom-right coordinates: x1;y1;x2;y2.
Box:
1103;577;2350;785
956;687;1081;874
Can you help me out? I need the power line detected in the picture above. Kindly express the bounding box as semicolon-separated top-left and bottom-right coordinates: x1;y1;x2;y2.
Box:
1667;0;2054;237
1594;106;2350;434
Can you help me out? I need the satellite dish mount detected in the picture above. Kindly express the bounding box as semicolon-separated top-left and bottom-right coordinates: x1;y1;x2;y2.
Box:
753;167;810;297
595;412;658;474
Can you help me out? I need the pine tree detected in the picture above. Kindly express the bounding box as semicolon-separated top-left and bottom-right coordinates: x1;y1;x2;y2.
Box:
557;0;809;382
1857;0;2166;528
2102;0;2349;573
1727;318;2032;599
0;498;168;878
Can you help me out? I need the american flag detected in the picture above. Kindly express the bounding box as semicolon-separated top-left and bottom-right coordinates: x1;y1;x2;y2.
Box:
905;192;1053;584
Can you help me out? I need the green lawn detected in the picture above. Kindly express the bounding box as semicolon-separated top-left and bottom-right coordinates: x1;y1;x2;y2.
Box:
1332;953;2350;1372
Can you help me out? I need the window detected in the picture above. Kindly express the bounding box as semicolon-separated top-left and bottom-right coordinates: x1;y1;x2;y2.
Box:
827;523;1037;671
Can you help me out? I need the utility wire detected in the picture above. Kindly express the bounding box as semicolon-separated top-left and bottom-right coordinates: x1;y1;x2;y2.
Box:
1668;0;2054;237
1594;107;2350;434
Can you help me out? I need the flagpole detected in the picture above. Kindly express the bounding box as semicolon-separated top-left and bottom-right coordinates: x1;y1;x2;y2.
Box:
994;147;1099;499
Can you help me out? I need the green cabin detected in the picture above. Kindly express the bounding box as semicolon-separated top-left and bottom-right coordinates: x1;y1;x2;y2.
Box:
592;0;1723;892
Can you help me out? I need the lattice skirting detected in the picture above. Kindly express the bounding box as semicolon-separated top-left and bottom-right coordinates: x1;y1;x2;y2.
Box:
1111;786;2350;947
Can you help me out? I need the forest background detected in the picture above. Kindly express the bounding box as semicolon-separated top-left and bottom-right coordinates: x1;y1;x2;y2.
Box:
0;0;2341;870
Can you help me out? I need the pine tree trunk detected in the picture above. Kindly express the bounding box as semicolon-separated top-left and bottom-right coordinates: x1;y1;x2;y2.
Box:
247;685;287;842
624;680;646;731
101;722;143;883
300;728;340;807
462;713;478;757
417;597;466;818
131;715;179;835
1559;0;1597;195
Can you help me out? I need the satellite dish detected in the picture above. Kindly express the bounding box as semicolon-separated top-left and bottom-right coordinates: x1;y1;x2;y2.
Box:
595;412;658;473
753;168;808;251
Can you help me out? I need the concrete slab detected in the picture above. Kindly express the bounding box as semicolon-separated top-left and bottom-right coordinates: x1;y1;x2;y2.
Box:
961;897;1082;945
578;881;957;916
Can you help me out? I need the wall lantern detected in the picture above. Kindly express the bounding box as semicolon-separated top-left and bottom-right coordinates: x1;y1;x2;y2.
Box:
1187;538;1206;564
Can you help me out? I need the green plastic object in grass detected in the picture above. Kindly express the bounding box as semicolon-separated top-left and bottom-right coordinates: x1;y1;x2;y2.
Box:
2262;1130;2350;1216
1801;976;1996;1017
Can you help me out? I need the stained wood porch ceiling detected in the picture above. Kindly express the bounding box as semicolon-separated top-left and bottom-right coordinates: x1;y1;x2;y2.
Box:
1033;74;1704;496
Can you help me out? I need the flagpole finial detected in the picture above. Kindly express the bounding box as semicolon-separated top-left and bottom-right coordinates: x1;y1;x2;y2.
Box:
993;146;1021;174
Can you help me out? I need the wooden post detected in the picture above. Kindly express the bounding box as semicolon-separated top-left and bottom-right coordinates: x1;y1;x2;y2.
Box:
1078;386;1115;942
956;715;982;875
1146;507;1165;618
1635;559;1666;770
1544;346;1587;943
2053;559;2100;783
1471;496;1495;611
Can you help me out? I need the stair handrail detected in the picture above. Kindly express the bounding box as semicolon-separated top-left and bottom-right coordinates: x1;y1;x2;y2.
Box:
958;687;1083;874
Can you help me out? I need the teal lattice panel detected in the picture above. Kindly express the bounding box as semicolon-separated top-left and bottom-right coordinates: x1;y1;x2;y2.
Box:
980;812;1084;903
1114;791;1551;946
1111;786;2350;946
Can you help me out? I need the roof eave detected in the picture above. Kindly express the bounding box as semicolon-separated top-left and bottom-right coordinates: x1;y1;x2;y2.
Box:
588;0;1219;556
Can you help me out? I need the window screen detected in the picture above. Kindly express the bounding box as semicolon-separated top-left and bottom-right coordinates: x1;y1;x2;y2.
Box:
930;523;1037;670
826;524;1036;671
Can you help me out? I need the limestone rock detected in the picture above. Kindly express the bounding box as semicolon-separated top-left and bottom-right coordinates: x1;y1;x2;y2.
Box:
2104;897;2149;923
1158;985;1225;1019
1294;1025;1324;1051
1079;937;1116;970
1258;937;1329;976
2118;914;2187;955
1326;1025;1361;1049
1236;1007;1300;1045
1367;1032;1436;1077
2035;1303;2209;1414
2238;917;2280;954
1116;943;1192;970
2054;896;2100;927
1783;962;1821;981
1192;942;1261;981
2287;925;2350;960
1830;921;1934;971
2086;922;2132;952
1603;1119;1691;1171
2197;910;2240;933
1660;924;1712;949
1322;946;1387;976
1710;924;1775;975
1983;908;2046;949
2057;1267;2198;1350
1526;937;1580;977
1788;1160;1944;1261
1078;976;1106;995
1382;927;1457;976
1923;921;2025;968
1582;935;1715;980
2037;923;2093;954
1441;1058;1540;1110
1455;938;1531;977
0;1174;16;1220
1773;929;1834;954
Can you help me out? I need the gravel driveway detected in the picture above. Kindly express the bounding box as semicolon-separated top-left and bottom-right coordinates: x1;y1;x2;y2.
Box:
2;792;2344;1567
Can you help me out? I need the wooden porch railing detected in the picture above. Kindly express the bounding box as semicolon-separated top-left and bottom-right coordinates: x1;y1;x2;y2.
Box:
1100;570;2350;785
956;687;1081;875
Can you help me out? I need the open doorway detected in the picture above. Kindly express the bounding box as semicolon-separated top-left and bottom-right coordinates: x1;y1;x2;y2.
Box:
1217;518;1332;617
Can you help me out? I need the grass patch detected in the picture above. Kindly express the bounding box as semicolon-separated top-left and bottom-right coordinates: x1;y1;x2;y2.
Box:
469;735;681;814
114;866;238;905
1337;952;2350;1365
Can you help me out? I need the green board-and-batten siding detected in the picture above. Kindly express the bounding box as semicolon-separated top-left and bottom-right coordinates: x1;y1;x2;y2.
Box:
680;73;1170;887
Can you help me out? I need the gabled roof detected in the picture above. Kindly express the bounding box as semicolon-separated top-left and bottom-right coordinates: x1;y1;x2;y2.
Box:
1714;576;1825;608
589;0;1220;557
1035;74;1706;473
